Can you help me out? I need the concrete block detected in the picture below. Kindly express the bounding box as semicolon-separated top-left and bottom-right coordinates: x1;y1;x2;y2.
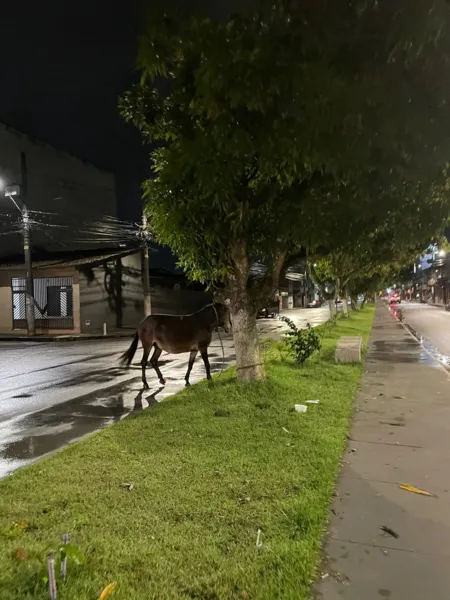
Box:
335;336;362;363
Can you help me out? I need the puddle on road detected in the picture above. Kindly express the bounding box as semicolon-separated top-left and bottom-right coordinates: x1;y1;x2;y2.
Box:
369;339;433;365
0;348;237;478
388;306;450;368
0;379;167;478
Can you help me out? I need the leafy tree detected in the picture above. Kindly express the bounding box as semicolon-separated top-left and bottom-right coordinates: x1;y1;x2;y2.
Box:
121;0;450;381
312;226;434;316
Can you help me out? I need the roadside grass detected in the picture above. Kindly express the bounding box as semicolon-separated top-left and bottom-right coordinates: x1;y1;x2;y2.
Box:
0;308;374;600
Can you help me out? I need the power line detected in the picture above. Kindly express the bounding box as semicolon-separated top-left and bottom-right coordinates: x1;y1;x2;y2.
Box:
0;205;156;253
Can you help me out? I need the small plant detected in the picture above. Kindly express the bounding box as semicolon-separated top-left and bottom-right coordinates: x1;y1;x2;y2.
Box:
280;317;322;364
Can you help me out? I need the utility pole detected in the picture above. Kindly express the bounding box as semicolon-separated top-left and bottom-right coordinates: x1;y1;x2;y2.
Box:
21;152;36;336
141;213;151;317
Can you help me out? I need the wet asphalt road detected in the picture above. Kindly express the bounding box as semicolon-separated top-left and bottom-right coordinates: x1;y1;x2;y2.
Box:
393;302;450;362
0;307;329;477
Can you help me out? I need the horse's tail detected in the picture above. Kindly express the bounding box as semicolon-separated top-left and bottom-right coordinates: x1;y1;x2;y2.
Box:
120;332;139;367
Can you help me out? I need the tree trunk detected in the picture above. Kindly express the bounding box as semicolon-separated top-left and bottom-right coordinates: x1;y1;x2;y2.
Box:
227;241;286;382
360;293;367;309
342;297;349;318
231;304;265;382
328;299;336;319
342;285;349;318
350;295;358;311
329;278;340;319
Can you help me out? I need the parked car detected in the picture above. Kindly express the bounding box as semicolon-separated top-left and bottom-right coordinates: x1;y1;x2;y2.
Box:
307;299;322;308
335;297;351;306
389;292;401;305
257;299;279;318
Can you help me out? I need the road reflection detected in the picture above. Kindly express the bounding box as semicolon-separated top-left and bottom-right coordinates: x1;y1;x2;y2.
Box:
389;303;450;369
0;381;161;478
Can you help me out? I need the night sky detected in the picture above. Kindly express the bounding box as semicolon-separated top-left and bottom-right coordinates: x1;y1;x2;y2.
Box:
0;0;147;221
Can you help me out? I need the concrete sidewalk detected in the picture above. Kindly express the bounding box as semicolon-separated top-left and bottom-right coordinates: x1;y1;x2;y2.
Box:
316;305;450;600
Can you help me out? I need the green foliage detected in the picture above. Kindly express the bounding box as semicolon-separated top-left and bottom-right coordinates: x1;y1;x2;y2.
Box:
280;317;322;364
121;2;450;288
121;1;450;382
59;544;85;566
311;235;429;301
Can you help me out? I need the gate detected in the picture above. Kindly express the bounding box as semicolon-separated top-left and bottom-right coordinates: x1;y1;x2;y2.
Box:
12;276;74;330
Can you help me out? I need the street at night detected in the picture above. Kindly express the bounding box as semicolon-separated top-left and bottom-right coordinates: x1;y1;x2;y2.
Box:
392;302;450;362
0;335;234;478
2;1;450;598
0;308;328;478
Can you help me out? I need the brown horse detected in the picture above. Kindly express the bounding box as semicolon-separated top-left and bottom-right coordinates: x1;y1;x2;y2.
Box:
120;303;232;389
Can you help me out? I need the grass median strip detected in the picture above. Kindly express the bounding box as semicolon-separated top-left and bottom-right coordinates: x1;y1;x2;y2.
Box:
0;308;374;600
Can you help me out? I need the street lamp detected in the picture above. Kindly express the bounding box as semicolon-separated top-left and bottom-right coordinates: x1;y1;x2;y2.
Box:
4;183;23;213
2;155;35;336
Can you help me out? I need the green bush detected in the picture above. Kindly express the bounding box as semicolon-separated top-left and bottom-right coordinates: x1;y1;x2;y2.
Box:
280;317;322;364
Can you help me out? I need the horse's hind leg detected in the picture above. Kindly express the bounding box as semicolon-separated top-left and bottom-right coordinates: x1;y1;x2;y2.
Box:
150;345;166;385
200;348;212;381
141;345;151;390
185;350;198;386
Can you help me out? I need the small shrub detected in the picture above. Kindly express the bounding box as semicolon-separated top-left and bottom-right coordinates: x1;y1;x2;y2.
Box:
280;317;322;364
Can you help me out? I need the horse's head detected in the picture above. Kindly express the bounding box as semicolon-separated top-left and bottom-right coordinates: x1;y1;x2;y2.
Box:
214;302;232;333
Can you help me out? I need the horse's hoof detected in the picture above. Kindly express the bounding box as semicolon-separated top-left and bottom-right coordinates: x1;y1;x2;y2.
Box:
160;378;166;385
143;383;149;390
185;381;191;387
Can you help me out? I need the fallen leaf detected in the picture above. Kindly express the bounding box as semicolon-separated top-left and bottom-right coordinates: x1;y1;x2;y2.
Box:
380;525;399;539
99;582;117;600
15;520;28;530
399;483;435;497
15;547;29;560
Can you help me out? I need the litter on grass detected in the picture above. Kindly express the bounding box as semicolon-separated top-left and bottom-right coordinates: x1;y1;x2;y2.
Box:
120;482;134;491
256;529;263;548
294;404;307;413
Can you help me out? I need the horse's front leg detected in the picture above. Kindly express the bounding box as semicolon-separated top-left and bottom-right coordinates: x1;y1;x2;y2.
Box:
141;346;151;390
185;350;198;386
200;348;212;381
150;345;166;385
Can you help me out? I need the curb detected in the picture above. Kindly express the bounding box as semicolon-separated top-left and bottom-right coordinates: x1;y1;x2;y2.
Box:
0;333;135;343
